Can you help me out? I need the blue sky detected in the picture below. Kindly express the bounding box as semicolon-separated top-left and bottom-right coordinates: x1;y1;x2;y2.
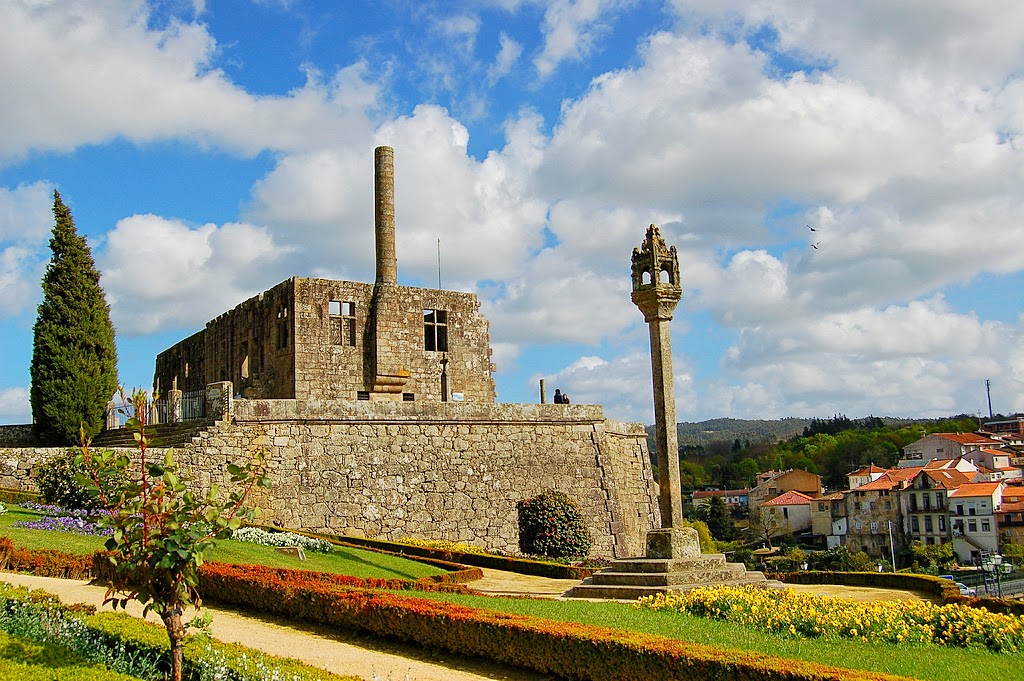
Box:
2;0;1023;425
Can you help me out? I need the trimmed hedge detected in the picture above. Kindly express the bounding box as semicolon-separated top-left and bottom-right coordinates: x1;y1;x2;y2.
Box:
332;534;597;580
197;561;475;595
198;561;907;681
0;487;41;505
0;628;142;681
0;536;93;579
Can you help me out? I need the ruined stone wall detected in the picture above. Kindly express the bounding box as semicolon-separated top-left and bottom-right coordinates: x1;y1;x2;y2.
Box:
177;399;657;558
292;278;494;403
0;425;36;448
153;279;296;399
154;329;207;395
154;277;494;404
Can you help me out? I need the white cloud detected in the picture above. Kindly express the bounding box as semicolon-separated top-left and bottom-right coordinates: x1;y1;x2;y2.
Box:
0;386;30;424
98;214;286;334
0;1;381;163
0;247;40;316
247;105;549;286
0;182;53;243
534;350;696;424
484;248;634;345
707;298;1024;419
488;32;523;82
534;0;625;79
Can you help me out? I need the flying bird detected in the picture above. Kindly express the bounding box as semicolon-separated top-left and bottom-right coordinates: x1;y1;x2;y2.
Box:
807;224;817;232
812;242;820;249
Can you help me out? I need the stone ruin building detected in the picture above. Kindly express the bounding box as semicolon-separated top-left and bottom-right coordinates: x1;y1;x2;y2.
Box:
154;147;494;405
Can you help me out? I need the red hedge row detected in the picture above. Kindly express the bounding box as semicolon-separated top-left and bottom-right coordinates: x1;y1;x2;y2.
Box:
199;561;907;681
0;536;93;579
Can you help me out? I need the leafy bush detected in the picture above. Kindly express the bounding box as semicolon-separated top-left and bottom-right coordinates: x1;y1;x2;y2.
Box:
516;489;592;559
34;450;102;511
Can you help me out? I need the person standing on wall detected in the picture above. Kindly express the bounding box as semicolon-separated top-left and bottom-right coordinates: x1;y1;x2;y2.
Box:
553;389;563;404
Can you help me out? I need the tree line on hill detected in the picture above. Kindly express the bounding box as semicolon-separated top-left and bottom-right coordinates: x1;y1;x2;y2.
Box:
649;413;985;492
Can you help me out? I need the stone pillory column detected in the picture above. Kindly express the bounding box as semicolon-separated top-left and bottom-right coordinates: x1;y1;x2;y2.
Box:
631;224;685;541
374;145;398;285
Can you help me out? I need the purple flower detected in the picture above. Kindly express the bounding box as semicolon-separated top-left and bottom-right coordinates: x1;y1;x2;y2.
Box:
13;514;112;536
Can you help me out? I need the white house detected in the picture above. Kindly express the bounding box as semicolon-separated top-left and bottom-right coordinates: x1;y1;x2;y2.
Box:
948;481;1004;564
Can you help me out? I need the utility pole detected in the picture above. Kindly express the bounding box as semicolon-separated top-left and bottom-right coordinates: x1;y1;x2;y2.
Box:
985;379;993;419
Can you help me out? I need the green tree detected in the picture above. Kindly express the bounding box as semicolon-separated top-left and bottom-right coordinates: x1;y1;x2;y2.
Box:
81;389;270;681
31;191;118;445
696;496;736;541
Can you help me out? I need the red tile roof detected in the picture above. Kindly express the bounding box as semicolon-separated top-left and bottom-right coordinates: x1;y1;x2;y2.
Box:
949;482;1002;498
854;473;907;492
919;469;974;488
849;464;888;477
935;433;1001;446
762;490;813;506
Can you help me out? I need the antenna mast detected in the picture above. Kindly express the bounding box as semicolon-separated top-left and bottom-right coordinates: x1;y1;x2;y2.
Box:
985;379;993;419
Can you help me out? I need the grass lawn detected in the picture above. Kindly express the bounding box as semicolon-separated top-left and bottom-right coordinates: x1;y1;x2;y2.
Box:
0;505;445;580
5;504;1018;681
403;589;1023;681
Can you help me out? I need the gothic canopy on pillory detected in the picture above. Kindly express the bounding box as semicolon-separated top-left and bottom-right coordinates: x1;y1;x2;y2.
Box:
630;224;682;322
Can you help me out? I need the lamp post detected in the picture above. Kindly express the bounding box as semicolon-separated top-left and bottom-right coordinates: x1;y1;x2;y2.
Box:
981;552;1004;598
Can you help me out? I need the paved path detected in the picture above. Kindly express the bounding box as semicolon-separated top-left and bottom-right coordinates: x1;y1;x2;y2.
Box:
0;571;555;681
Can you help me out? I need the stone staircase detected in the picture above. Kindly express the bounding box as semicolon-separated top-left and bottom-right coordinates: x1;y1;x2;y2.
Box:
567;527;782;600
90;419;217;449
569;553;776;600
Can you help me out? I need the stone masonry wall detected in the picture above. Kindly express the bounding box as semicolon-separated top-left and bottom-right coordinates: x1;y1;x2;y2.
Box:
0;401;659;559
185;399;657;558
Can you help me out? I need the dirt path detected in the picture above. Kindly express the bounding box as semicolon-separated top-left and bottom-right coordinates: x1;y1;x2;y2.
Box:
0;571;553;681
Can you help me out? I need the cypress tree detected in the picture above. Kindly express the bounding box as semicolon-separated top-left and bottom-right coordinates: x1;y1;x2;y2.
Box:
30;191;119;445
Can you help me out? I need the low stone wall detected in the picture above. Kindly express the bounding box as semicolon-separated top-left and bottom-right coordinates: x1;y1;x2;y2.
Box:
0;425;36;448
0;401;660;559
0;446;60;491
190;399;659;558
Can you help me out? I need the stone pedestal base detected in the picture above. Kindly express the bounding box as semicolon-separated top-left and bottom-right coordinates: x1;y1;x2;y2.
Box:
567;527;781;600
646;527;701;559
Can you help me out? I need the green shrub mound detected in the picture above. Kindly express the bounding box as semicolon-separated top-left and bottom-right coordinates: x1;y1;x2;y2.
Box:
516;489;592;559
35;450;101;511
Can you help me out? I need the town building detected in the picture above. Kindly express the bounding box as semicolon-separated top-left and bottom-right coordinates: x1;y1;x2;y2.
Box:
901;467;974;546
748;469;822;515
758;490;814;540
949;481;1005;563
809;492;847;549
844;469;916;560
899;433;1003;468
691;488;749;510
997;485;1024;548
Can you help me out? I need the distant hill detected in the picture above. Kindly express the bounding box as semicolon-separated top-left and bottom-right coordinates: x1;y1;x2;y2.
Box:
675;418;809;446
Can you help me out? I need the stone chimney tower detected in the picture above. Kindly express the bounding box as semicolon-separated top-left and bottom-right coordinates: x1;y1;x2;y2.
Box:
374;146;398;285
367;145;409;399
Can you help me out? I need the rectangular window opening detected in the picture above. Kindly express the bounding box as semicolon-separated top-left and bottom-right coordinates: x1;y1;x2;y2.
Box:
330;300;357;346
424;308;449;352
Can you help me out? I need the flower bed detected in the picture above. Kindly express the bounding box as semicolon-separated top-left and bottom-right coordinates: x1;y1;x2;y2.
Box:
635;585;1024;653
233;526;334;553
197;561;905;681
